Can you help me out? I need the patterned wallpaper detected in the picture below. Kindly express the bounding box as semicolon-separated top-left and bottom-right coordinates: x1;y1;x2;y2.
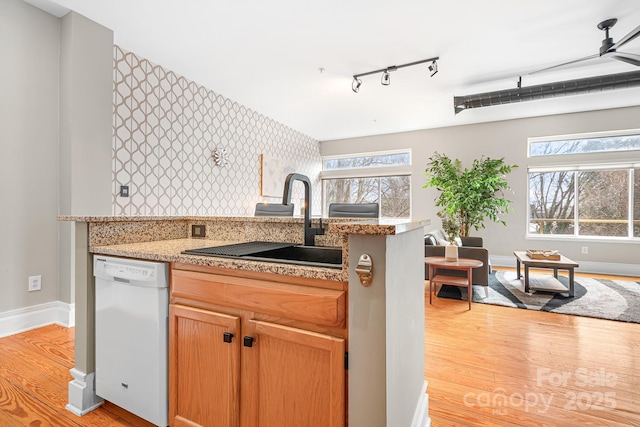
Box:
112;46;321;216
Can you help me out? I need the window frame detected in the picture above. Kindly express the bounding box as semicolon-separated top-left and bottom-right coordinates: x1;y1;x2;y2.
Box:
526;130;640;242
528;128;640;157
320;149;412;218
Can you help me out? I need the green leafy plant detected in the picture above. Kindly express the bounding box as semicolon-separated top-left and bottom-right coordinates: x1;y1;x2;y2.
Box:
424;152;517;237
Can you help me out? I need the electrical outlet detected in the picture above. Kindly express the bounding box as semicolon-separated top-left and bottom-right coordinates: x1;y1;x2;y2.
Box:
120;185;129;197
581;246;589;254
192;224;206;238
28;275;42;292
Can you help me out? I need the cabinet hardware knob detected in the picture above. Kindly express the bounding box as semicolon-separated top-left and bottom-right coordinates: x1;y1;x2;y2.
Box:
223;332;234;343
243;336;254;347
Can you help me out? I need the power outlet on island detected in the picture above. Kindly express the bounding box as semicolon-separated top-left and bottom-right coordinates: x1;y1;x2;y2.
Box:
192;224;206;238
28;275;42;292
581;246;589;254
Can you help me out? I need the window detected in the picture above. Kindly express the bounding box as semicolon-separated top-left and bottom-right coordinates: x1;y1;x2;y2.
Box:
528;131;640;239
321;150;411;218
529;129;640;157
323;152;410;170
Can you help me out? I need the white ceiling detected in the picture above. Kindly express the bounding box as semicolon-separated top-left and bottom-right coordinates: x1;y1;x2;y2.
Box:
27;0;640;141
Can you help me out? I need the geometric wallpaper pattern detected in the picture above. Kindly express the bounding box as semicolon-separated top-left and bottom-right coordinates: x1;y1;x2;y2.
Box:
113;46;322;216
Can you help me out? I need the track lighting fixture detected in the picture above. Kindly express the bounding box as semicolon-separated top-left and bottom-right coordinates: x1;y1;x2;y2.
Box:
351;56;439;92
428;60;438;77
352;77;362;93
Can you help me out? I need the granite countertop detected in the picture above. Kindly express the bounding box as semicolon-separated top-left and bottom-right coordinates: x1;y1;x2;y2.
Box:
67;216;430;282
58;215;430;235
91;238;348;281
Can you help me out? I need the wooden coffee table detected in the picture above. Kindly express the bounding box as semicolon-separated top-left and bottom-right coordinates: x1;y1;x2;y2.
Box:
425;256;484;310
513;251;579;297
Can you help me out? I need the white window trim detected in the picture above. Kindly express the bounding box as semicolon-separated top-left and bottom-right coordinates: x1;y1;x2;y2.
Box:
320;165;411;180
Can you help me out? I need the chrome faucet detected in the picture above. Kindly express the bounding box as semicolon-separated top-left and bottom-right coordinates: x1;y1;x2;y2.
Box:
282;173;324;246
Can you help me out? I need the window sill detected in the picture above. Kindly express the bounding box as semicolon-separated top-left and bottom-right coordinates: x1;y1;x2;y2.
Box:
525;234;640;244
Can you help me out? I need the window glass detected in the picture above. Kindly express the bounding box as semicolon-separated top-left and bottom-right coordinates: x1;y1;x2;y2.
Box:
530;134;640;157
577;170;628;237
323;176;410;218
322;150;411;219
380;176;411;218
528;171;575;235
323;152;410;170
635;169;640;238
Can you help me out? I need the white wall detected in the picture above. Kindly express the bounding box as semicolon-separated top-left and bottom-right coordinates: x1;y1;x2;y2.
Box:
0;0;60;313
320;106;640;271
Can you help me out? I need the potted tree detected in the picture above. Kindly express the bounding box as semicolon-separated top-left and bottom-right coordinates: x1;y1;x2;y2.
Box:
424;152;517;237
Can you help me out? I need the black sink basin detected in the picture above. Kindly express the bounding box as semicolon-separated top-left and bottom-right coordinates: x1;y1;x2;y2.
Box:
182;242;342;269
245;245;343;268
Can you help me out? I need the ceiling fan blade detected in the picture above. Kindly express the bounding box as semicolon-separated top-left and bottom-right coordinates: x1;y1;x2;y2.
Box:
611;52;640;66
529;54;599;75
610;24;640;50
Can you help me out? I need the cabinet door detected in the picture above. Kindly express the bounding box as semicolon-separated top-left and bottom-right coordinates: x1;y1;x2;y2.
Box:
169;304;241;427
242;320;345;427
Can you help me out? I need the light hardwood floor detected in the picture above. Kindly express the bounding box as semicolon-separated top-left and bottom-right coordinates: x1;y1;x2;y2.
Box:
0;269;638;426
426;267;640;426
0;324;154;427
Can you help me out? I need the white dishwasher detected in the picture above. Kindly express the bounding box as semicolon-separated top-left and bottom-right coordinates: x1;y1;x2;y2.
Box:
94;255;168;427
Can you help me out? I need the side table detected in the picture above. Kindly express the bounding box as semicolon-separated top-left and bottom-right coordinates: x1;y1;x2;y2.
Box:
425;256;484;310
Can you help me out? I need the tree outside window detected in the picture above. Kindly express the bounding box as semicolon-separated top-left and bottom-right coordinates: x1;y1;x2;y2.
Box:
322;151;411;218
578;170;628;237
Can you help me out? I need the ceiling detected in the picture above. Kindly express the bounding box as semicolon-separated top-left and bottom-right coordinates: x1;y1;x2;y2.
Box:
26;0;640;141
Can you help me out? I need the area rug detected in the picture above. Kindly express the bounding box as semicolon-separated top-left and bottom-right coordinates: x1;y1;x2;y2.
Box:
436;271;640;323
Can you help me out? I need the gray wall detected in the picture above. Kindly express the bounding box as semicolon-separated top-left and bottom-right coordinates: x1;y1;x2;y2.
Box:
1;1;114;315
320;106;640;272
0;0;60;313
58;11;114;305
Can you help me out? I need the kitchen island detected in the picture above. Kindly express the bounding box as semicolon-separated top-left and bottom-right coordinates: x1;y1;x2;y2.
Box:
59;215;430;427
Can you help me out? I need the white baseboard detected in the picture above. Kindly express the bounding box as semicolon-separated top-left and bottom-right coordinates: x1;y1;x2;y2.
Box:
0;301;75;338
411;381;431;427
491;255;640;277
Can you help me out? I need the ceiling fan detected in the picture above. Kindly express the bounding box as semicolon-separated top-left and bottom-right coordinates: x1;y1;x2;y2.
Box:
532;18;640;74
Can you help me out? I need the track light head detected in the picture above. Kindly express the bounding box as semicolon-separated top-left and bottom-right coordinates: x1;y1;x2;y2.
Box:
352;77;362;93
381;71;391;86
428;60;438;77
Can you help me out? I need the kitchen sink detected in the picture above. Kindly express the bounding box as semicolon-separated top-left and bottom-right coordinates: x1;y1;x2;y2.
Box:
244;245;342;268
182;242;343;269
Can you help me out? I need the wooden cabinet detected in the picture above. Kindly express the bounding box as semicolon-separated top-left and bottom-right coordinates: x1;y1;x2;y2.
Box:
169;305;241;427
169;263;347;427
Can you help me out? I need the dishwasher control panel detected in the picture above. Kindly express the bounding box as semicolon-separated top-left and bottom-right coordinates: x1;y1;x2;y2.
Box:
94;256;168;287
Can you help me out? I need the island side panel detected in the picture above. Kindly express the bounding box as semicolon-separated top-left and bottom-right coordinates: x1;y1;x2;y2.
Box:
67;221;103;415
385;228;428;427
348;234;388;427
